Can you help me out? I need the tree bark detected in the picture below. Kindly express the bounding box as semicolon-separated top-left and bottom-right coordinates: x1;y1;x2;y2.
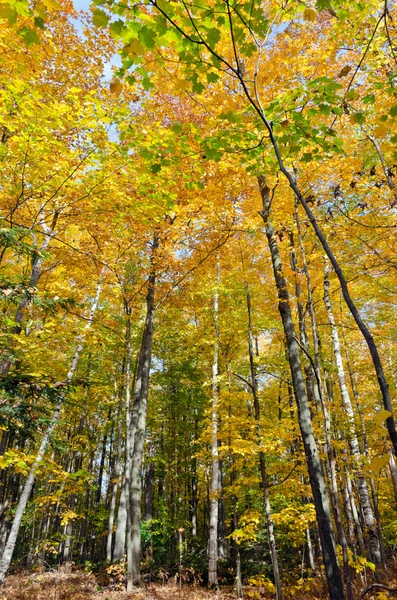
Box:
244;279;282;600
125;309;135;591
129;237;158;586
208;261;220;588
258;176;345;600
107;380;124;562
113;475;127;561
324;271;381;565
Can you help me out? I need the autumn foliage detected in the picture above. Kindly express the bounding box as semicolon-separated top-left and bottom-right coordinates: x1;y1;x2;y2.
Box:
1;0;397;599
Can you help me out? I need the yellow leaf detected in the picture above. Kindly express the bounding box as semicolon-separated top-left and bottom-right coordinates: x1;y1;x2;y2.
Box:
368;455;390;472
41;0;62;10
110;78;123;96
303;7;316;21
373;409;392;426
373;124;388;138
175;79;189;91
35;1;48;17
337;65;352;78
124;38;144;57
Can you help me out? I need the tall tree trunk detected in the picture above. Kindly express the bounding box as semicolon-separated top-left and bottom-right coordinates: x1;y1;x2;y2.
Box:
344;458;366;557
344;348;389;564
291;183;397;456
388;452;397;505
232;494;243;598
125;309;135;591
0;270;104;584
191;452;198;538
253;91;397;455
107;380;124;562
96;431;108;504
129;236;158;586
217;459;229;560
258;177;345;600
144;460;154;522
324;271;381;565
243;278;282;600
292;213;352;597
208;261;220;588
113;474;127;561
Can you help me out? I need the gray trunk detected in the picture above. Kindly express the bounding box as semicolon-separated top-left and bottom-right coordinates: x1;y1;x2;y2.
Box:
324;271;381;565
258;177;345;600
125;313;135;591
291;219;352;599
388;452;397;505
344;460;366;557
113;476;127;561
244;279;282;600
129;242;157;586
107;386;124;562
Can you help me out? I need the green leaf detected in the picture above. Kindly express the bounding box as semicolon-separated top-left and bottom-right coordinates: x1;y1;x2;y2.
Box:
123;38;145;58
203;147;222;161
316;0;332;8
318;103;331;116
390;105;397;117
34;16;45;29
18;26;40;46
139;25;157;49
151;163;162;174
0;2;18;24
362;94;375;105
353;112;365;124
206;71;219;84
171;122;183;134
142;74;153;91
192;79;205;94
92;8;109;28
110;19;125;36
154;12;167;35
206;27;220;47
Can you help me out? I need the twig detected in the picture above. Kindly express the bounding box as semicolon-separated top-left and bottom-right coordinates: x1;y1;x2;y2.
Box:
358;584;397;600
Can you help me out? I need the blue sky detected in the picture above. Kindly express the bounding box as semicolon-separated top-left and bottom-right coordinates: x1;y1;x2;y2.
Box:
72;0;121;80
73;0;91;12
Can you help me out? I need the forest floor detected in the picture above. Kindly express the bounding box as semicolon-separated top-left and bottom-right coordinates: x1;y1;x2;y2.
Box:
1;567;396;600
0;570;253;600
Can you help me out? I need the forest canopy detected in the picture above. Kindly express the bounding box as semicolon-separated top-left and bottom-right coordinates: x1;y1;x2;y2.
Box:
1;1;397;599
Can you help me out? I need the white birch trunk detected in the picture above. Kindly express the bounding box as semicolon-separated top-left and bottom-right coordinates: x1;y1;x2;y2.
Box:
324;270;381;565
208;262;220;588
